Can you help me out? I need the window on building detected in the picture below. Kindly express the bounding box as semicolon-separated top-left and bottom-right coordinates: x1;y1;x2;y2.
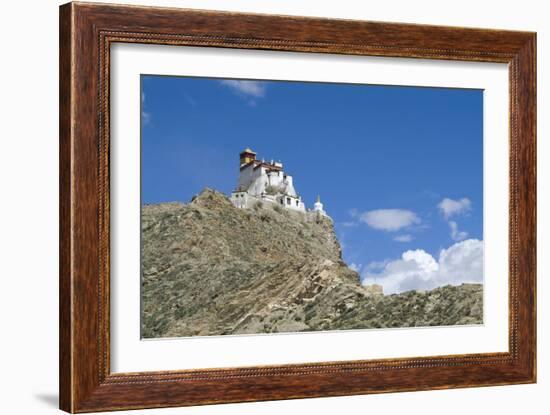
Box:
286;198;291;205
296;200;299;206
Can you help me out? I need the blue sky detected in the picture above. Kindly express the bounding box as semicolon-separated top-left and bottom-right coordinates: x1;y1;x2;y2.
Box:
141;75;484;294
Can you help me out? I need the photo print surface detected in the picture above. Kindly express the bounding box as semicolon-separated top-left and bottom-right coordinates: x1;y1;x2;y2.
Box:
140;75;484;339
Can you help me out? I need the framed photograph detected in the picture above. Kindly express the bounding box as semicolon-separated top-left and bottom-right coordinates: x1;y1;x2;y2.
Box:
59;2;536;412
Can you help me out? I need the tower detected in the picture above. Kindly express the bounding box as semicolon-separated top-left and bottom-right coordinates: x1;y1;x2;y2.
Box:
239;148;256;166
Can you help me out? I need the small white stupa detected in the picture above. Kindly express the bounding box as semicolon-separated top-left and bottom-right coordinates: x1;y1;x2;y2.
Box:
313;195;327;216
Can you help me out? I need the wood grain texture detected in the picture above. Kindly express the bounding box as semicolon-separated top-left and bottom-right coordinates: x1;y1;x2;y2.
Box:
59;3;73;411
59;2;537;412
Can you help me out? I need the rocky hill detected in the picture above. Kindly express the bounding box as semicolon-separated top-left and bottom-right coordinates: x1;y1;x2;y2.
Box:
141;189;482;338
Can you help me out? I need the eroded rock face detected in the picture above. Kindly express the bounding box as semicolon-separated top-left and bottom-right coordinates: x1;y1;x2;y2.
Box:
141;189;482;338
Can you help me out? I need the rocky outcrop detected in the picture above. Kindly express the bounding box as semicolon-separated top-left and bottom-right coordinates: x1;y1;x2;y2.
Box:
141;189;482;338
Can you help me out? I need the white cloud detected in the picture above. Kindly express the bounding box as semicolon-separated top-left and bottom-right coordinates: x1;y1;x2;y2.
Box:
349;263;362;273
449;221;468;241
437;197;472;241
220;80;266;98
142;111;151;125
340;221;358;228
362;239;483;294
393;234;413;242
360;209;420;232
141;92;151;124
365;260;389;271
437;197;471;219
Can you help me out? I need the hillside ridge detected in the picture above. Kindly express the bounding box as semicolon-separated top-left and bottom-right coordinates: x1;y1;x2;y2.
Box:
141;189;482;338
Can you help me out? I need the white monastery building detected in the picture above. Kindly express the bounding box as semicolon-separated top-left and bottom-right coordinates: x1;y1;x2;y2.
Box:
231;148;328;217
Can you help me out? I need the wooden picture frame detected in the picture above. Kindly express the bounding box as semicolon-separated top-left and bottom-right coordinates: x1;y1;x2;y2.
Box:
59;2;536;412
